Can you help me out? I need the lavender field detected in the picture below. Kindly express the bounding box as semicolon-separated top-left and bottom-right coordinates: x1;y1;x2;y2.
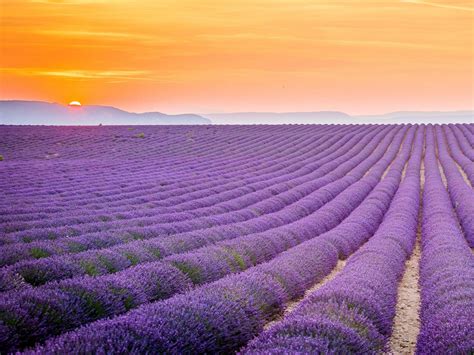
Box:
0;124;473;354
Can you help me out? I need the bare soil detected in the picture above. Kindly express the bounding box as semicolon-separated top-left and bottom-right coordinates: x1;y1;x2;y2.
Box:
387;240;421;354
387;159;423;354
264;259;346;330
453;160;471;187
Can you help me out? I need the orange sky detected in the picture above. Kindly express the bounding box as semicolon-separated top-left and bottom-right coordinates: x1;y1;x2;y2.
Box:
1;0;473;114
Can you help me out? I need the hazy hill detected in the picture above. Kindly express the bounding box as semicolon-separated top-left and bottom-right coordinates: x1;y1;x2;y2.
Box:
204;111;352;125
0;101;211;125
1;101;471;125
204;111;473;124
355;111;474;124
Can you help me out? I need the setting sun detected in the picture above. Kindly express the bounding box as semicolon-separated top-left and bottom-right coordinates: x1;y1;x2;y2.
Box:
68;101;82;107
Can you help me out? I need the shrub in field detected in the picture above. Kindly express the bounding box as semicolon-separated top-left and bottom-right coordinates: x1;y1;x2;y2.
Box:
416;126;474;354
0;263;191;351
443;125;474;184
20;272;287;354
435;126;474;247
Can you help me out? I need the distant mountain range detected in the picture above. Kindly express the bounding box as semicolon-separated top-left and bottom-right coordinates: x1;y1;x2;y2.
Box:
354;111;474;124
0;101;211;125
1;100;472;125
204;111;474;124
204;112;351;125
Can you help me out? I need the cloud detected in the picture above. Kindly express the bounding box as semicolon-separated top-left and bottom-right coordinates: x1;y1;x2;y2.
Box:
0;67;192;84
36;30;155;41
198;33;306;42
401;0;474;11
198;34;454;50
33;30;177;46
325;39;454;50
29;0;118;4
37;70;152;80
1;68;152;80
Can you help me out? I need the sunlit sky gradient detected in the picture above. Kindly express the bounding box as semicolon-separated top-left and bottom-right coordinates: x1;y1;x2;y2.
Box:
1;0;473;114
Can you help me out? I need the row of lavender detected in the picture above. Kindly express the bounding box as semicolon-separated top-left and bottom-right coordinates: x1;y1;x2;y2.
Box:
0;126;469;260
244;125;473;354
1;125;467;216
0;124;472;354
0;126;379;254
4;125;414;352
0;125;410;351
244;124;424;353
0;126;393;288
416;126;473;353
1;126;371;249
0;124;468;242
0;126;355;215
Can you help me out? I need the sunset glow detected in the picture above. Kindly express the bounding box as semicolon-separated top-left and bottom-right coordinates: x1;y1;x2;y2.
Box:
1;0;473;114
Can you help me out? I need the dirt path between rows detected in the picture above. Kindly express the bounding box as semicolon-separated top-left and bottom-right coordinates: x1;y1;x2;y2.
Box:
387;160;423;354
452;159;472;187
264;259;346;330
387;239;421;354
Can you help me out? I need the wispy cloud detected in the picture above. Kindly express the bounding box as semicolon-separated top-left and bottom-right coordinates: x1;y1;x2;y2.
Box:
198;33;455;50
30;0;118;4
401;0;474;11
37;30;151;40
325;39;454;50
0;67;192;84
38;70;152;80
1;68;152;81
198;33;305;42
33;29;177;45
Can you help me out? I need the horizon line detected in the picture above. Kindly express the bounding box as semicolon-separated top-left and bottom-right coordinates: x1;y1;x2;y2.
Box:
1;99;473;118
